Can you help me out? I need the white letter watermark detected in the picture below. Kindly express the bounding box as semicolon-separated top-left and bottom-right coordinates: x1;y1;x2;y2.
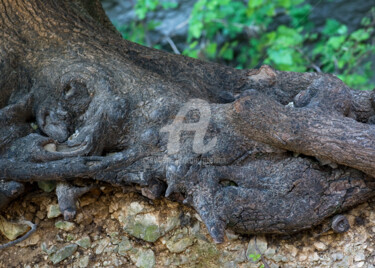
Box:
160;99;217;154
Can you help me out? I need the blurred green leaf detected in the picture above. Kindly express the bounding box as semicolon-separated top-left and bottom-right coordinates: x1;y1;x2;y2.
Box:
161;1;178;9
205;42;217;59
248;0;263;8
115;0;375;90
327;36;346;50
350;29;370;42
268;49;293;65
322;19;347;35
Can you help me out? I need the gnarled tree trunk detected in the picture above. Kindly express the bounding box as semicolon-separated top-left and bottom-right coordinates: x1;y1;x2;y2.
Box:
1;0;375;244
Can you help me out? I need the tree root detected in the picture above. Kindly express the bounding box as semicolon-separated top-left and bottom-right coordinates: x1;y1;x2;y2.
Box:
0;220;37;250
1;0;375;244
56;182;95;221
254;236;270;268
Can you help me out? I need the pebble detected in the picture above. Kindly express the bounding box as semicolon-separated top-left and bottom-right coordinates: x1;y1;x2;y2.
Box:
55;221;75;231
76;236;91;249
314;242;327;251
49;244;78;264
354;252;365;262
79;256;90;268
47;204;62;219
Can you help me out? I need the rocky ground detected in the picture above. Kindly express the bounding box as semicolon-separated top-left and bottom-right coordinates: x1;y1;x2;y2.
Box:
1;183;375;267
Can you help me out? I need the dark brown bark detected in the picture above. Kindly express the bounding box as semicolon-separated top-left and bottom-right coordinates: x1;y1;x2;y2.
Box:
1;0;375;244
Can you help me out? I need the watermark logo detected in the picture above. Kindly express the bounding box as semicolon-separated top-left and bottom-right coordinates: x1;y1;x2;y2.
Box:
160;99;217;154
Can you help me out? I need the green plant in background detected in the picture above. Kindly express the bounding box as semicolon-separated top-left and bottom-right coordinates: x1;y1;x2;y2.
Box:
312;17;375;89
114;0;375;90
116;20;159;46
115;0;178;47
184;0;311;70
248;253;264;268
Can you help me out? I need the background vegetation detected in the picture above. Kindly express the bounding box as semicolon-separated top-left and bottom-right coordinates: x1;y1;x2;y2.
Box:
115;0;375;90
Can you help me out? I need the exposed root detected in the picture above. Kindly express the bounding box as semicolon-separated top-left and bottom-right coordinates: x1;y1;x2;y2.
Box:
56;182;95;221
0;181;25;211
0;220;37;250
254;236;271;268
331;215;350;233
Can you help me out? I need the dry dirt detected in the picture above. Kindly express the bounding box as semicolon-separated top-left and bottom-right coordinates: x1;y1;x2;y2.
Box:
1;184;375;268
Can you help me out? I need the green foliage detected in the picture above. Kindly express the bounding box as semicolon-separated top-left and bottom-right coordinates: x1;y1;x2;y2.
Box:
115;1;375;90
116;20;159;46
115;0;178;46
248;253;264;268
249;253;261;261
183;0;312;71
312;18;375;89
134;0;177;19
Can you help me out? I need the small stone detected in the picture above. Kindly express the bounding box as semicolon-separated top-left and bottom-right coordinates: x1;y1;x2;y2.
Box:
124;216;161;243
0;216;29;240
111;255;120;266
264;248;276;259
314;242;327;251
225;230;239;241
66;234;75;242
194;213;203;222
354;252;365;262
95;238;110;255
134;249;155;268
129;202;145;215
281;256;289;262
110;232;120;244
309;252;320;261
55;221;75;231
271;254;285;262
47;204;62;219
164;214;180;233
284;244;298;257
17;233;40;247
223;261;237;268
109;201;119;213
166;237;194;253
75;212;92;226
356;262;365;268
246;236;267;262
79;195;97;207
104;244;118;253
49;244;78;265
36;210;45;220
331;252;344;261
110;232;119;238
78;256;90;268
37;181;56;193
286;102;295;108
116;201;181;243
229;248;247;263
76;236;91;249
118;238;133;256
41;243;57;254
190;221;200;235
28;205;37;213
43;143;57;152
30;122;38;130
298;253;308;262
56;234;64;242
337;256;351;266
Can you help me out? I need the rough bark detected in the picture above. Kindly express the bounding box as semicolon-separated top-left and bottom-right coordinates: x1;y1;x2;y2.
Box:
1;0;375;243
